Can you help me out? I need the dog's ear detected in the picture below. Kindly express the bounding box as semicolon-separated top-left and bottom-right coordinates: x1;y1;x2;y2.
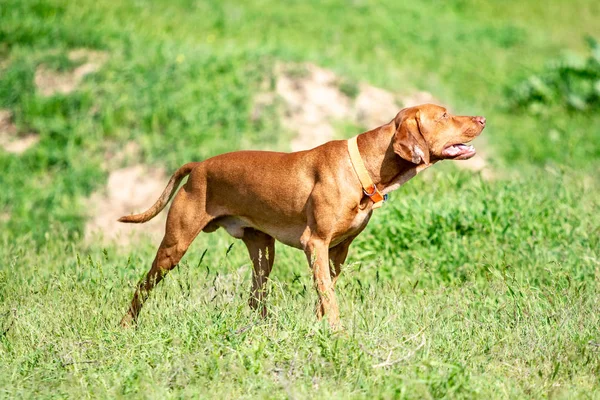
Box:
393;109;430;165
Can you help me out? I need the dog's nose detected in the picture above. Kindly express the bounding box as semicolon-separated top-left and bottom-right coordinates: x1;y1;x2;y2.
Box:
473;116;486;127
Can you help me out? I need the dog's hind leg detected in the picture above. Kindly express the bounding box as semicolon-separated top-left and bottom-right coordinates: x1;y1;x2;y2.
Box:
120;185;211;327
242;229;275;318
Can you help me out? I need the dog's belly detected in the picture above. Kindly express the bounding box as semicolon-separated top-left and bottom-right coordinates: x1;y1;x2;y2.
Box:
206;215;306;249
205;199;372;250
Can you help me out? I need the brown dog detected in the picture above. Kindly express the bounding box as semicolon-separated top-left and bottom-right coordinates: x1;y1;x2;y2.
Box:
119;104;485;328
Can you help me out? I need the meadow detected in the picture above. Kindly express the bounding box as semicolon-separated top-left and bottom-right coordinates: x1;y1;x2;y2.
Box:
1;0;599;398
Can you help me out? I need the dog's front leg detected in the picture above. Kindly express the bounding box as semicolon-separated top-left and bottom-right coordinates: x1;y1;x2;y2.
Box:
304;238;340;328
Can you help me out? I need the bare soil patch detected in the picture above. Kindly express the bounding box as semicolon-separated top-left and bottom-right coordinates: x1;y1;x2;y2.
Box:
85;165;168;245
254;63;490;175
0;109;39;154
35;49;108;96
255;63;443;151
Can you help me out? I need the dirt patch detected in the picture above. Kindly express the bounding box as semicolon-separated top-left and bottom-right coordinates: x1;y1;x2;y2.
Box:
85;165;168;245
0;109;39;154
255;63;490;175
0;110;17;137
255;63;442;151
274;64;352;151
353;84;400;130
101;141;143;170
35;49;108;96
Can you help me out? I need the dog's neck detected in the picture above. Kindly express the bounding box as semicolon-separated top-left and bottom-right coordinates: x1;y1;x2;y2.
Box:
356;122;436;195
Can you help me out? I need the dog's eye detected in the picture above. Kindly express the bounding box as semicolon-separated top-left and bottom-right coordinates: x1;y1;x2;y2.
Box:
442;112;448;118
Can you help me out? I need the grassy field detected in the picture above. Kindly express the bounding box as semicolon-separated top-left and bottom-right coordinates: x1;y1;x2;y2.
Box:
1;0;599;398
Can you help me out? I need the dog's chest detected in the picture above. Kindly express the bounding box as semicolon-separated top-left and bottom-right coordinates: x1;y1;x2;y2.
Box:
331;204;372;246
350;206;372;230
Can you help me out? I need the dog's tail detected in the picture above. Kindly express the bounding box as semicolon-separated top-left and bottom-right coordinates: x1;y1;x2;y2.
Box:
118;162;198;224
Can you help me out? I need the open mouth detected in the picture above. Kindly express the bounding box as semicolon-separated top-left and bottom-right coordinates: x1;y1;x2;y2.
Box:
442;143;476;160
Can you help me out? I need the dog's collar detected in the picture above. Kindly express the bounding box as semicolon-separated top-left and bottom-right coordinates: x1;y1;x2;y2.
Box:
347;136;386;209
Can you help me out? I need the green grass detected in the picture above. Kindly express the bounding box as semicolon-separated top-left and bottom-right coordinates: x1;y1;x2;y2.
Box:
1;0;599;398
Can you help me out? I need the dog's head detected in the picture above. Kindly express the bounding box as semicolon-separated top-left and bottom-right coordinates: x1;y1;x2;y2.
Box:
392;104;486;164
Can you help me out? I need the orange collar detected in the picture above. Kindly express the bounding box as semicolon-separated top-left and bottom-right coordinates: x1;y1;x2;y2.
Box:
347;136;386;209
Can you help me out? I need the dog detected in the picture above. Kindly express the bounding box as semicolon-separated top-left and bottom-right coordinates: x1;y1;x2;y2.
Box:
118;103;485;328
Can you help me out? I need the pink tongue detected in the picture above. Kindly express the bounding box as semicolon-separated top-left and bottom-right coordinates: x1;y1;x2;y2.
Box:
444;145;464;156
443;144;473;157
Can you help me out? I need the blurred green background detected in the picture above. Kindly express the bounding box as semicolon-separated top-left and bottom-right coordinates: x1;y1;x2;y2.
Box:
1;0;599;398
